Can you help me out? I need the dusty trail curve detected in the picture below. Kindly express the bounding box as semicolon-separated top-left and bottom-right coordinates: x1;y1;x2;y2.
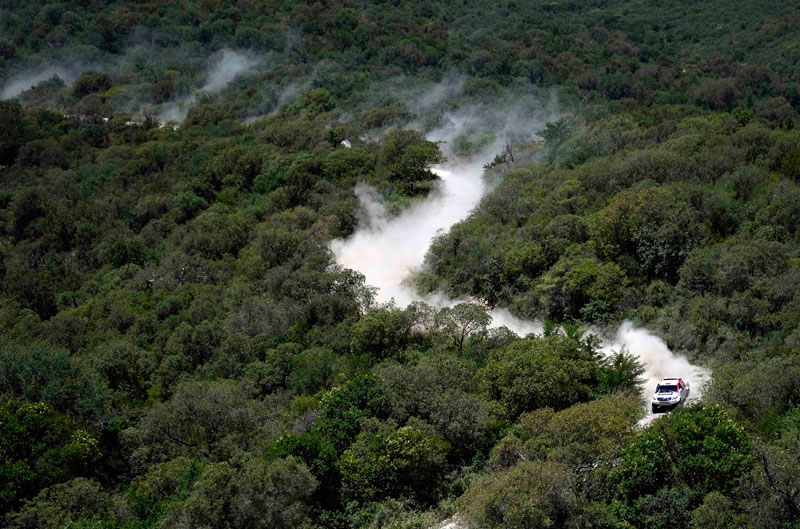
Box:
331;151;710;411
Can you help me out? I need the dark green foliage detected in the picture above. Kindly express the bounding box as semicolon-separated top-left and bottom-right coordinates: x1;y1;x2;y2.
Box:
125;379;279;465
338;423;449;504
0;346;108;416
375;355;493;461
7;478;106;529
595;349;646;396
481;334;599;418
315;373;391;453
15;139;69;168
0;101;31;164
490;394;643;469
538;118;575;163
377;128;444;195
173;191;208;223
707;356;800;425
537;257;629;321
459;461;577;529
0;0;799;526
349;303;419;360
434;303;492;354
159;456;317;529
71;71;112;99
609;405;752;527
0;400;101;514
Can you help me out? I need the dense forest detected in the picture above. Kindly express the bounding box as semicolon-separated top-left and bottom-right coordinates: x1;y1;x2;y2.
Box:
1;1;799;528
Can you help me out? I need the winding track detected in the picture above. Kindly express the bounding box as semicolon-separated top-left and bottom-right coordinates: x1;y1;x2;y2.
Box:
331;160;710;405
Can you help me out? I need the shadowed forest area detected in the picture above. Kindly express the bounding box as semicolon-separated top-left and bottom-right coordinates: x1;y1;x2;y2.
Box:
1;1;800;528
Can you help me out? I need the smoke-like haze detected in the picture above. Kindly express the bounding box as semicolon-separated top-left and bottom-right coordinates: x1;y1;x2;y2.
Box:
331;168;483;305
158;49;261;123
202;49;260;92
600;323;711;423
331;88;710;416
331;98;550;335
1;66;80;100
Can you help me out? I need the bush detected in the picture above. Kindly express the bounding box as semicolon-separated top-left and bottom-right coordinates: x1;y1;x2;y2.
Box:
338;424;449;505
695;78;743;111
609;405;752;513
0;346;108;416
536;257;629;321
71;71;112;99
481;334;598;418
15;139;69;168
350;305;416;359
0;400;101;514
492;394;643;468
160;456;317;529
459;461;576;529
8;478;106;529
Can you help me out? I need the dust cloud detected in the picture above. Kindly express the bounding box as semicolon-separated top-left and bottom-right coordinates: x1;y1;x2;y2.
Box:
201;49;260;92
158;49;261;123
331;101;551;337
331;103;710;409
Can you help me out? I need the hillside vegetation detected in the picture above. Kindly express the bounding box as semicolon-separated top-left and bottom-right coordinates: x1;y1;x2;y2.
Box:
1;1;800;528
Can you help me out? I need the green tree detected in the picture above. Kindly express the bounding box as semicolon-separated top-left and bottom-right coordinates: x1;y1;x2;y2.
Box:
8;478;106;529
481;334;598;418
0;400;101;515
609;405;752;526
160;456;317;529
71;71;112;99
537;118;575;163
338;423;449;505
379;128;444;195
0;100;30;165
314;373;390;453
491;394;644;468
754;429;800;525
125;379;272;464
0;346;108;416
350;304;416;359
459;461;577;529
536;257;629;321
595;349;646;396
375;356;492;459
434;303;492;354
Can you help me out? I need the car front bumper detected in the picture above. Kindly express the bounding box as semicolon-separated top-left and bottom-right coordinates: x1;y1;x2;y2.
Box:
652;399;681;407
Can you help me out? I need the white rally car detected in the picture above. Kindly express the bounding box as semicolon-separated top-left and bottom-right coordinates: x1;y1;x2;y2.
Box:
651;377;690;413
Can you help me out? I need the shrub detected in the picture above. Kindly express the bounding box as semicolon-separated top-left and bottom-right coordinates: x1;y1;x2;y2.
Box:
72;71;112;99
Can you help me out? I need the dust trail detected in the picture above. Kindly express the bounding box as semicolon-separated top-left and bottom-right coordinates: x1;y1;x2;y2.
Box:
331;167;483;304
330;104;545;338
331;113;709;409
332;164;710;400
599;322;711;425
600;322;710;401
332;162;541;338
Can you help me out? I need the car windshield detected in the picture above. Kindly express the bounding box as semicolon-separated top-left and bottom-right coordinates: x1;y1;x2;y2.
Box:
656;385;678;393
